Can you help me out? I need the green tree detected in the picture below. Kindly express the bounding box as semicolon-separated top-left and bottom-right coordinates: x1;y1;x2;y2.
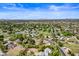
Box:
15;34;24;41
19;50;27;56
58;41;63;47
0;42;7;53
0;35;4;42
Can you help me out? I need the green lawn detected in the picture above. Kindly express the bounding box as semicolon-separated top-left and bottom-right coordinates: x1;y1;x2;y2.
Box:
61;31;73;36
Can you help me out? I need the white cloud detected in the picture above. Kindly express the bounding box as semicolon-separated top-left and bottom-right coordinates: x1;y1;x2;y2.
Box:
49;5;63;11
49;4;79;11
2;3;27;11
0;4;79;19
3;7;27;11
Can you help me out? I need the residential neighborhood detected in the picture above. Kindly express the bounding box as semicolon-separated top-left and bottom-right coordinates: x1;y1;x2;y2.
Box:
0;20;79;56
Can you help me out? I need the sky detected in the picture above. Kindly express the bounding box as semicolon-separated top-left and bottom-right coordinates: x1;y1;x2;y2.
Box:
0;3;79;19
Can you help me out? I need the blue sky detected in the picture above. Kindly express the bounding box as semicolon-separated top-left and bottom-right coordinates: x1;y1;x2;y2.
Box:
0;3;79;19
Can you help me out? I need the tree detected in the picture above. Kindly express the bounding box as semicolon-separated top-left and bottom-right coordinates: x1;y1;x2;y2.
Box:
0;35;4;42
58;41;63;47
28;39;35;45
52;49;60;56
0;42;7;53
49;46;60;56
19;50;27;56
38;45;47;51
68;50;75;56
9;34;16;41
15;34;24;41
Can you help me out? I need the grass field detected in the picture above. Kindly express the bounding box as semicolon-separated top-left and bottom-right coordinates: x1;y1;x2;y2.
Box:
64;43;79;53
